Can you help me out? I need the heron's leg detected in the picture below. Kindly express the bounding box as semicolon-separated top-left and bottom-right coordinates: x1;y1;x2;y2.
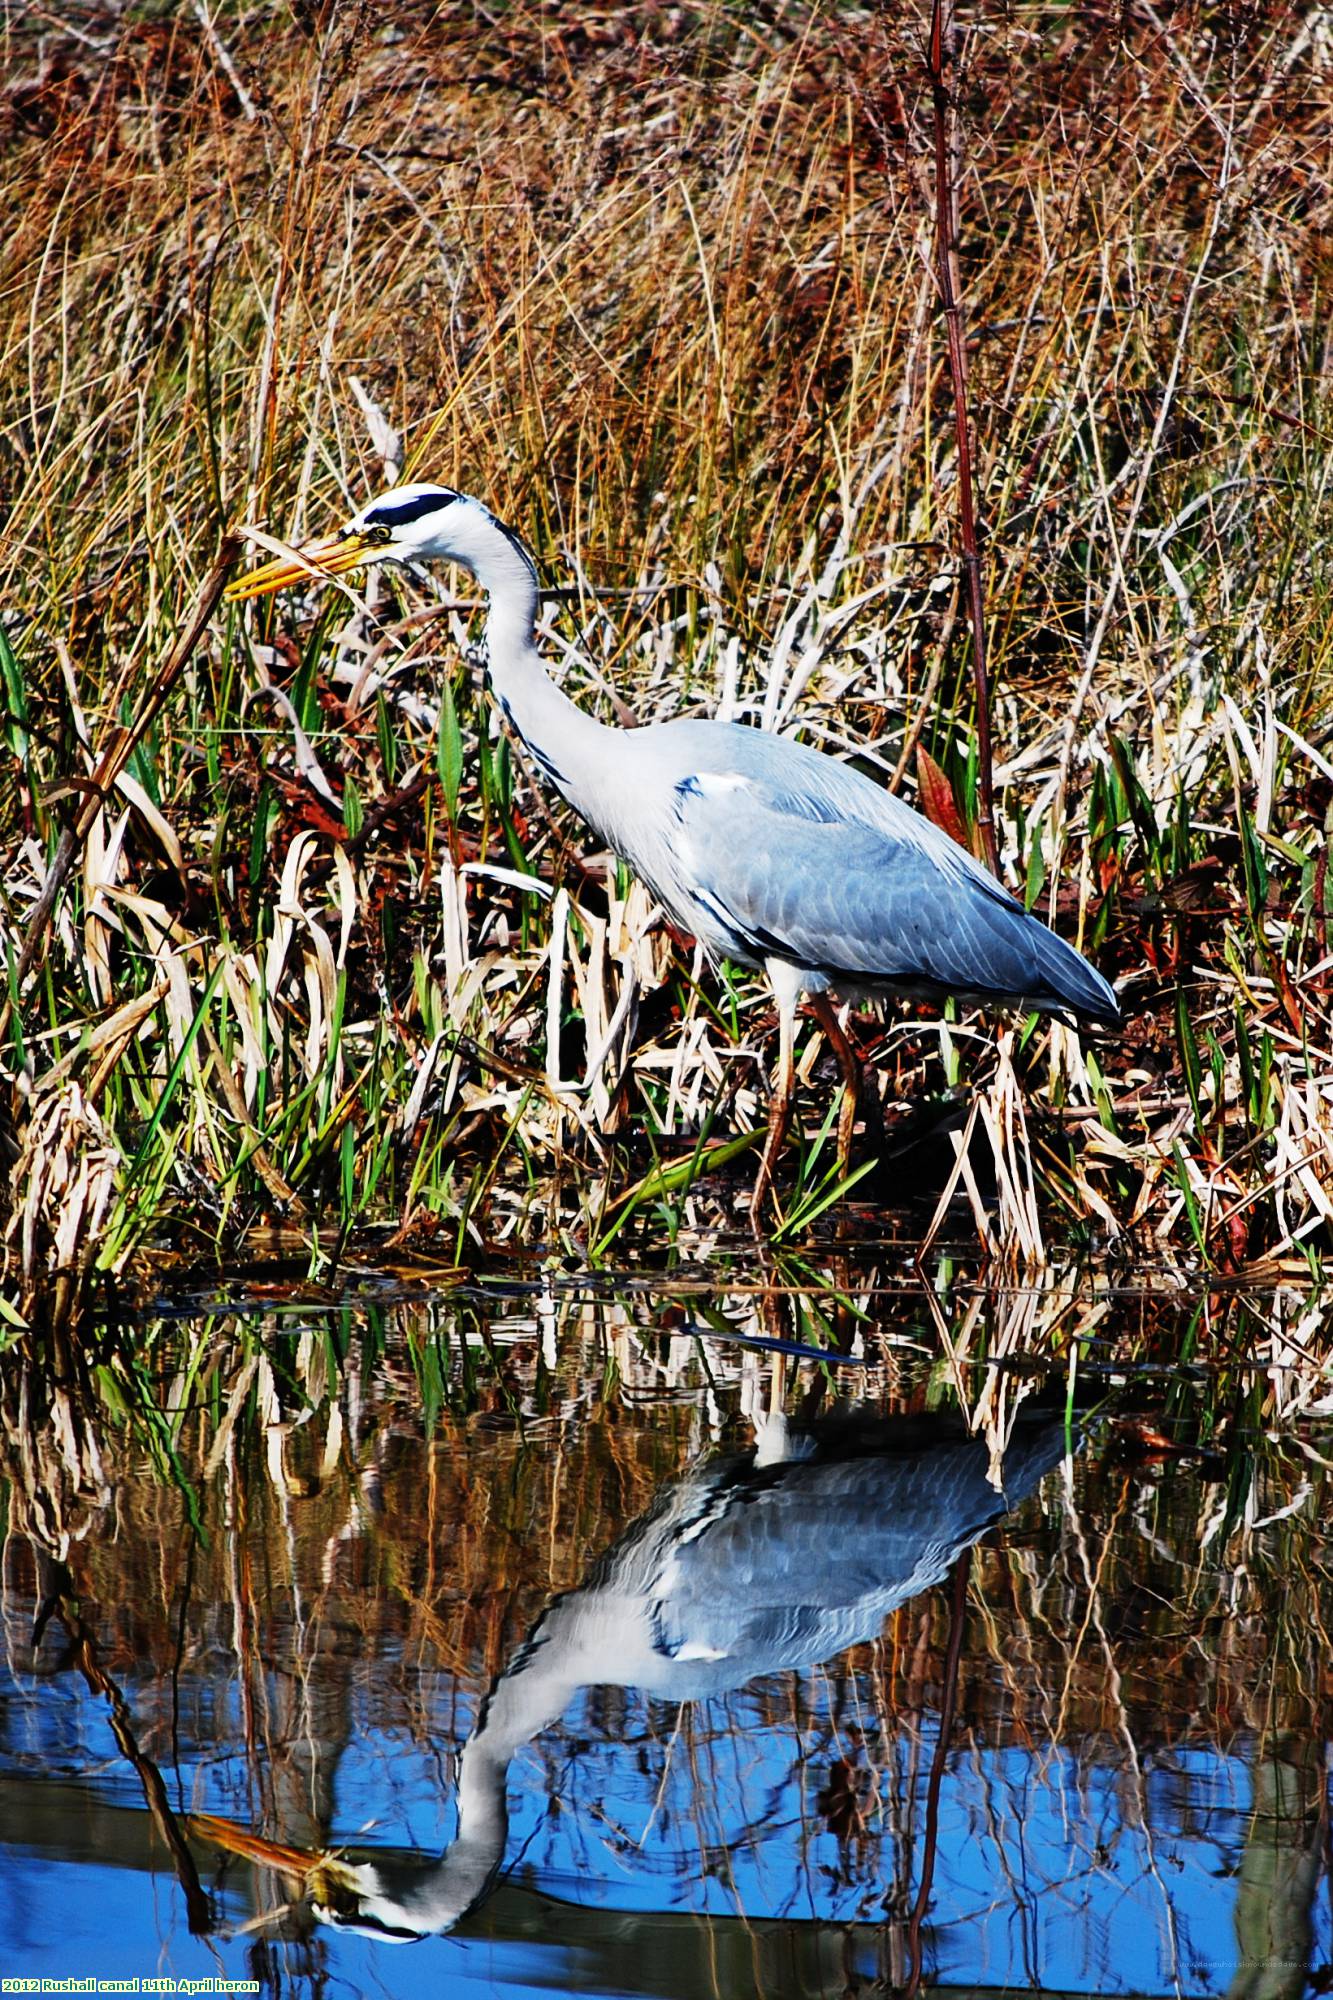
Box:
751;969;801;1221
807;991;863;1175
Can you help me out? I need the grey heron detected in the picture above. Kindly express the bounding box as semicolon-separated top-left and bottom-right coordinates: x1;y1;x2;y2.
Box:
227;485;1119;1211
192;1408;1073;1939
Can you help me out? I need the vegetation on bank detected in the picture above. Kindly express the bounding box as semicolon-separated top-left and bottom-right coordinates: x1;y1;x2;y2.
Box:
1;0;1331;1315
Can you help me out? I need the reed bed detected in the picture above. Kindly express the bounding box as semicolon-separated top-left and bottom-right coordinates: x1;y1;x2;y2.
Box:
1;0;1331;1317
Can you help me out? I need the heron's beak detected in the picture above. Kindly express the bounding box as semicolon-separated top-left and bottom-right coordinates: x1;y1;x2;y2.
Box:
224;529;378;603
189;1811;322;1878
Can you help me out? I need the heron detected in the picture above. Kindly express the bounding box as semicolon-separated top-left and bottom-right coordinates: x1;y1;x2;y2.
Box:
191;1408;1073;1940
226;485;1119;1212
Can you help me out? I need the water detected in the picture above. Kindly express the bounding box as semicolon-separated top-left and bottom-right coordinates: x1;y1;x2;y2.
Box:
1;1272;1329;1997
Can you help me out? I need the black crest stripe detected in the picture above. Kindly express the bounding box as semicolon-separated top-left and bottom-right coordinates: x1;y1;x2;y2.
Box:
364;491;459;528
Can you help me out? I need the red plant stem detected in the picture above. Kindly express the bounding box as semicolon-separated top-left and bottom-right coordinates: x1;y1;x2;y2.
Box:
926;0;998;874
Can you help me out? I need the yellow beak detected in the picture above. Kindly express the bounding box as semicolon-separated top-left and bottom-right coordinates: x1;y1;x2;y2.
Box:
224;529;378;603
188;1810;323;1876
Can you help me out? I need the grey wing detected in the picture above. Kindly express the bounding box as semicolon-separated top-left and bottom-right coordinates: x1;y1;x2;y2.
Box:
653;1422;1069;1675
671;769;1118;1022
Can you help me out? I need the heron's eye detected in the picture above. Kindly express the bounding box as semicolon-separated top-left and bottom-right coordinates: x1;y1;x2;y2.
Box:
360;523;394;547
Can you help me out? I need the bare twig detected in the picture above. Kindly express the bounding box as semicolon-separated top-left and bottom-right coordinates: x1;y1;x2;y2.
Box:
43;1562;213;1934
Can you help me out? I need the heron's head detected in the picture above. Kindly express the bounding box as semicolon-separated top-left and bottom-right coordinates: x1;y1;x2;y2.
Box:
307;1846;498;1944
308;1893;466;1946
225;484;535;602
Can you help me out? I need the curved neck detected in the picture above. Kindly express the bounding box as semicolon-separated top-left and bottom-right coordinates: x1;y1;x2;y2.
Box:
470;525;541;675
389;1631;578;1934
466;524;617;824
389;1730;516;1933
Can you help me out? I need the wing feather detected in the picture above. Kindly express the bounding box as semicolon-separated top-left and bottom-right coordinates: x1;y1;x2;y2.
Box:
670;768;1117;1021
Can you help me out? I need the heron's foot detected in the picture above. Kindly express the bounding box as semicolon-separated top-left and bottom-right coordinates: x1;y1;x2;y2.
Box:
808;993;878;1183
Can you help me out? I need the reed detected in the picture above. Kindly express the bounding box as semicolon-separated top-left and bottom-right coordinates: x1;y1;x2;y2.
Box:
1;0;1329;1312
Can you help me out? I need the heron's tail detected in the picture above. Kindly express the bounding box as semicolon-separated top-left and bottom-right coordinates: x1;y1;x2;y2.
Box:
1020;911;1120;1028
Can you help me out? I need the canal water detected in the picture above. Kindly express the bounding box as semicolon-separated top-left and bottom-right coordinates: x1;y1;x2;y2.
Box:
1;1271;1329;1997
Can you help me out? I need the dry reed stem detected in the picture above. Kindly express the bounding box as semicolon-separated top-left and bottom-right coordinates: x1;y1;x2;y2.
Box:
0;0;1328;1287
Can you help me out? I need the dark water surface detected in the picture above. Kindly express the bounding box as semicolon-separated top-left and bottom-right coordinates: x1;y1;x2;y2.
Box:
2;1273;1330;1998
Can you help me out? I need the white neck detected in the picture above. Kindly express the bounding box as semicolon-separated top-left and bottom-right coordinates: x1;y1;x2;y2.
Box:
461;517;622;834
467;520;541;670
389;1627;578;1933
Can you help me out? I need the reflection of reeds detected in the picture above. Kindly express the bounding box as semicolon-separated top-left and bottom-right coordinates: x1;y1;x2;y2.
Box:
4;1290;1326;1717
0;4;1330;1288
1;1287;1328;1972
2;1272;1320;1992
0;1342;111;1561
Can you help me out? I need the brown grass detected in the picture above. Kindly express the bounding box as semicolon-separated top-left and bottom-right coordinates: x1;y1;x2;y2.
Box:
1;0;1331;1304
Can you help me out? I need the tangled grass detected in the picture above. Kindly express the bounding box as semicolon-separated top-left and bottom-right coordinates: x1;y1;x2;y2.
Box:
1;0;1331;1317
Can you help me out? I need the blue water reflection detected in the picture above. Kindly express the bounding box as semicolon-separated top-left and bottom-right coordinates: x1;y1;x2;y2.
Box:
0;1365;1327;2000
1;1724;1321;1997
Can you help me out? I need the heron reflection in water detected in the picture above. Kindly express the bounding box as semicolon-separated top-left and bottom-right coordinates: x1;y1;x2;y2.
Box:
194;1409;1071;1941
